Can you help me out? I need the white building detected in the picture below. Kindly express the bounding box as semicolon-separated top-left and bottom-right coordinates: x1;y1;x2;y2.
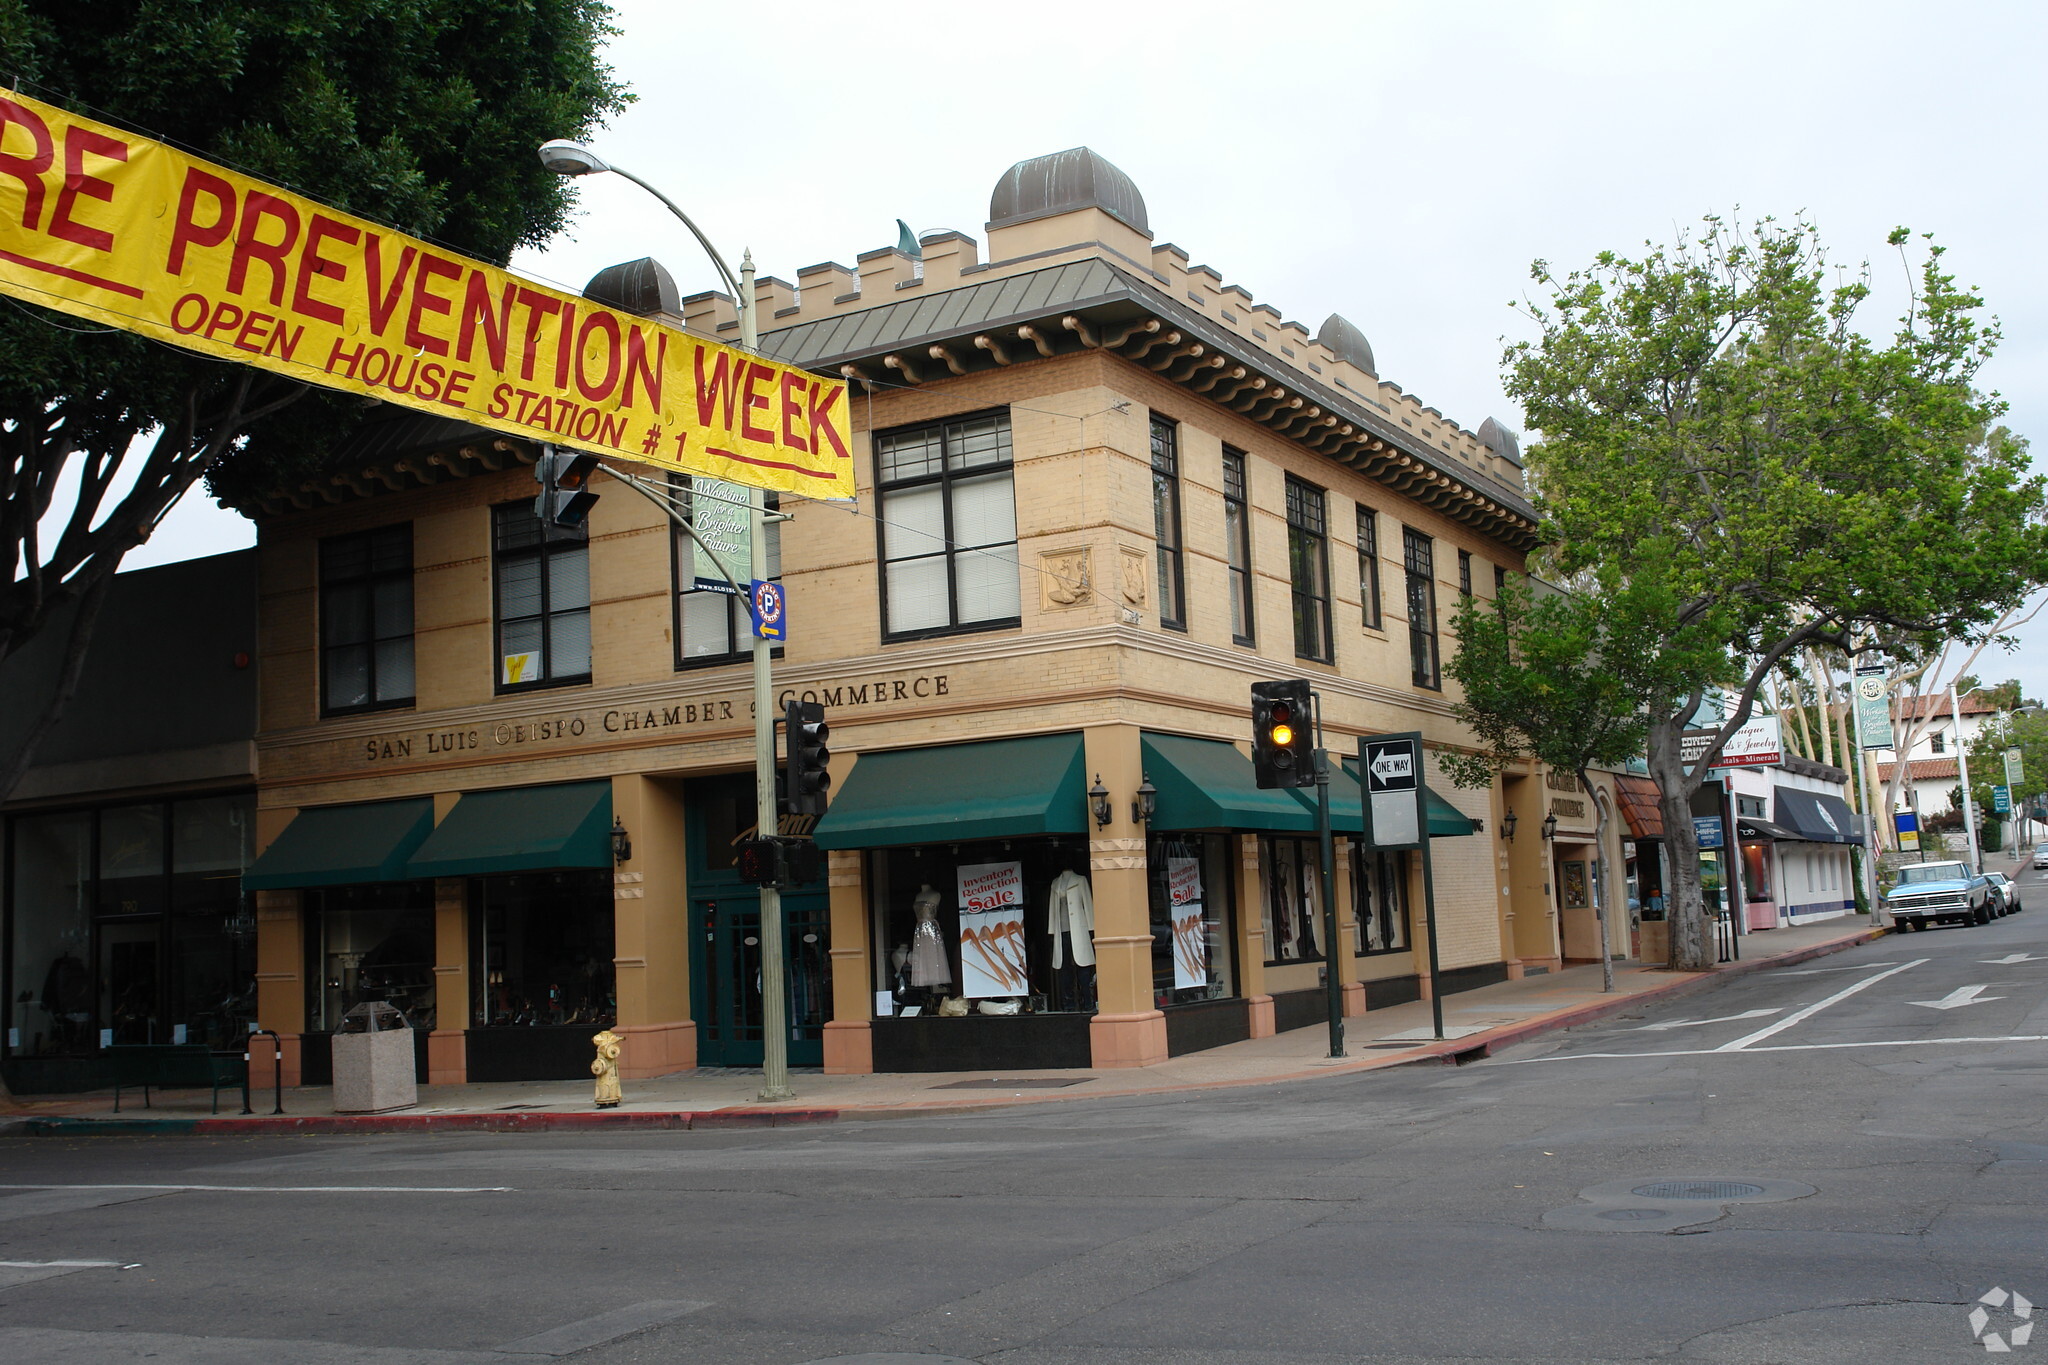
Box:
1875;693;2000;818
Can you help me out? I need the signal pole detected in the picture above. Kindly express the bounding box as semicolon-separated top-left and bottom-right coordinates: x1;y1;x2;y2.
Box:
1311;691;1342;1059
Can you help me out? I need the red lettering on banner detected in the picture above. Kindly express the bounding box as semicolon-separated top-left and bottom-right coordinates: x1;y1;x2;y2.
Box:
202;301;244;345
363;233;416;336
779;370;809;453
622;326;663;409
265;318;303;363
227;191;300;305
489;383;513;418
808;380;849;460
48;126;126;252
439;368;473;408
166;168;236;275
458;274;514;370
693;347;743;429
325;337;366;379
405;252;460;355
291;214;358;325
231;310;271;354
575;311;620;401
0;98;53;230
740;362;774;443
553;301;577;390
513;287;560;381
170;293;209;334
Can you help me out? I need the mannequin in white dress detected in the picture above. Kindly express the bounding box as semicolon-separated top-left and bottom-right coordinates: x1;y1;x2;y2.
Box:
908;883;951;987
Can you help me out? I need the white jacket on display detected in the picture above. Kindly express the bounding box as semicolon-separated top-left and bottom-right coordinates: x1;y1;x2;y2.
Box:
1047;869;1096;968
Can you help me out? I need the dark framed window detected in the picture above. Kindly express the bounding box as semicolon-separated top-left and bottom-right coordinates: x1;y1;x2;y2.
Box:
1150;415;1186;630
1404;526;1440;689
1494;564;1507;597
1357;504;1382;630
1458;549;1473;598
319;524;414;715
1350;842;1410;955
670;475;782;668
1222;447;1254;645
875;410;1020;640
1147;832;1238;1004
1260;835;1325;964
492;501;591;692
1286;476;1333;663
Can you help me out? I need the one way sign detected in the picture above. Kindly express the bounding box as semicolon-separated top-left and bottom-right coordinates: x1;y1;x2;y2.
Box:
1362;733;1423;847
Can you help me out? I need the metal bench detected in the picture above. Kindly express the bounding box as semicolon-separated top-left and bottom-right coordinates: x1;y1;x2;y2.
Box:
107;1044;248;1114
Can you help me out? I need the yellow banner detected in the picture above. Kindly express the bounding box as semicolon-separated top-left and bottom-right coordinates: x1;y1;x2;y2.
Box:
0;88;853;497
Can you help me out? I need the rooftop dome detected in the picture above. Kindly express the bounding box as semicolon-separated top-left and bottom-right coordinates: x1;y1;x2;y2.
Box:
583;257;681;317
1477;417;1523;464
988;147;1150;236
1316;314;1376;376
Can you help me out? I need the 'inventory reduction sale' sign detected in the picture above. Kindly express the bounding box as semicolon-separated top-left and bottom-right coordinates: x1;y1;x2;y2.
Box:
0;88;853;498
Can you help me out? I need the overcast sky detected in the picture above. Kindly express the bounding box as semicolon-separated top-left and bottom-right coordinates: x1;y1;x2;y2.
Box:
129;0;2048;700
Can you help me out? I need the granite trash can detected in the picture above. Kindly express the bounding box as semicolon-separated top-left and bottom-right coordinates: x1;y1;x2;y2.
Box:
332;1001;417;1113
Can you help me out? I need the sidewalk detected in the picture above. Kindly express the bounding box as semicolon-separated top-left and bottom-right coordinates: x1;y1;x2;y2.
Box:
3;918;1885;1137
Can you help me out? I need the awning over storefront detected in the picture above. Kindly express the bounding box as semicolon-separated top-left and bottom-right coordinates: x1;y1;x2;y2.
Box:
243;797;435;890
1323;759;1478;839
1140;733;1317;832
403;780;613;878
1736;817;1801;843
1773;788;1861;844
1614;774;1666;840
812;733;1088;850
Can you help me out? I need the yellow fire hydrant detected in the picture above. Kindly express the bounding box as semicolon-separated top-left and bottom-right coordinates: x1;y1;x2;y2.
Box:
591;1029;623;1109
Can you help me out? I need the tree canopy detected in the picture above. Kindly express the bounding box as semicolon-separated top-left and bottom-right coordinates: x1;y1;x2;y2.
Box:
0;0;630;797
1503;215;2048;969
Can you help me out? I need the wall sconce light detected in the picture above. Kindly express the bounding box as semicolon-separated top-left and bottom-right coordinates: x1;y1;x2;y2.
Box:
1088;774;1112;828
1540;811;1558;841
1131;774;1158;826
610;817;633;864
1501;809;1518;842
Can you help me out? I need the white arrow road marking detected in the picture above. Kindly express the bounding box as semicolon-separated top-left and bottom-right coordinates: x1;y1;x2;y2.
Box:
1773;962;1904;976
0;1182;512;1194
0;1260;134;1269
1634;1008;1782;1032
1908;984;2004;1011
1716;958;1927;1051
1982;953;2045;965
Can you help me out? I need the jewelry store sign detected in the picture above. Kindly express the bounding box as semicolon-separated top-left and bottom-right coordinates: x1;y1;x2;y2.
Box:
357;670;951;763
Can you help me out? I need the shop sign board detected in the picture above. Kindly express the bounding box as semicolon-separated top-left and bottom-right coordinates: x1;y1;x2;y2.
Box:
1993;785;2011;814
1855;667;1893;751
1694;816;1724;850
0;87;854;498
1894;810;1920;852
1361;732;1423;849
1167;856;1206;991
1681;715;1783;769
955;862;1026;998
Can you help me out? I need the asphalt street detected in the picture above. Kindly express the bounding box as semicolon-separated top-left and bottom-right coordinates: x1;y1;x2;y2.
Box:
1;870;2044;1365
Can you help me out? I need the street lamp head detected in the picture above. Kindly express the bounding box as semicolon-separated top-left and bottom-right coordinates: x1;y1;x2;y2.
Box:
538;139;609;176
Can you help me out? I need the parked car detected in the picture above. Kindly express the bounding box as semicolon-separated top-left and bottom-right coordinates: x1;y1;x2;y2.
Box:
1986;872;2022;915
2033;843;2048;870
1883;860;1991;930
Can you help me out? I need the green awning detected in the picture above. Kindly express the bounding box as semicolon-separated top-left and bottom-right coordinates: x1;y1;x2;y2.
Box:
1140;733;1315;832
812;733;1088;850
242;798;435;890
403;780;613;878
1320;760;1480;840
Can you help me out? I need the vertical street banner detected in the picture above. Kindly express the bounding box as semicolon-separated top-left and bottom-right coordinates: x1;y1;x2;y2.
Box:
2005;747;2025;793
1854;667;1893;751
955;862;1025;999
1362;733;1424;849
1167;856;1206;991
685;479;751;592
0;87;853;497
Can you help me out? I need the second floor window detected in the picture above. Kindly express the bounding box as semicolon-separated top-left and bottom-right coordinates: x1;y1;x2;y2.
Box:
1222;446;1254;645
876;410;1020;640
1405;526;1440;688
320;523;414;715
1357;505;1382;630
1150;415;1186;630
1286;476;1333;663
1930;730;1946;754
1458;549;1473;598
493;501;591;691
672;476;781;667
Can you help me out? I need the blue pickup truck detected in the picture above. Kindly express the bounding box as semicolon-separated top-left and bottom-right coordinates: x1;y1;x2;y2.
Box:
1883;859;1991;930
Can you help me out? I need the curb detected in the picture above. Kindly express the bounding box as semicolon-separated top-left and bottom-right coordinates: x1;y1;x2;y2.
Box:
7;926;1886;1137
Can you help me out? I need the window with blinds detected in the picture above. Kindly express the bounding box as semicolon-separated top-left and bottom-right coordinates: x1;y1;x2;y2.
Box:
875;410;1020;640
671;475;781;667
493;502;591;692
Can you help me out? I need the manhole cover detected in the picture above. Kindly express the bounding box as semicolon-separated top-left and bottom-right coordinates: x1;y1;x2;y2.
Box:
1632;1180;1766;1200
1598;1208;1672;1221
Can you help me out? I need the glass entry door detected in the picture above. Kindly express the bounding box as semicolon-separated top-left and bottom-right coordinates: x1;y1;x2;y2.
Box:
692;890;828;1068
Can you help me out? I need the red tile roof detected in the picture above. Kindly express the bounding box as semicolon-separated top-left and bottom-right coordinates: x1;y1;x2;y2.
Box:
1877;758;1961;781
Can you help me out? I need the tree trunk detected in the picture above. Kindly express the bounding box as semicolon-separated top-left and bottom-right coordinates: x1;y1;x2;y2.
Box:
1647;715;1713;970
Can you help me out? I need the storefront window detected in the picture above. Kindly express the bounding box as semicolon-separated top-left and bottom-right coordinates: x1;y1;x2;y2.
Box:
1261;836;1325;963
1146;833;1236;1007
870;838;1095;1015
1350;841;1410;954
170;796;255;1047
97;804;165;917
1741;841;1773;903
305;882;435;1033
9;812;93;1055
471;871;614;1029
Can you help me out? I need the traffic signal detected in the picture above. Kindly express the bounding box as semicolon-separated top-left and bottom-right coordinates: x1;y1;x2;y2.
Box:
785;699;831;816
735;836;781;886
533;446;601;529
1251;679;1315;788
734;835;825;889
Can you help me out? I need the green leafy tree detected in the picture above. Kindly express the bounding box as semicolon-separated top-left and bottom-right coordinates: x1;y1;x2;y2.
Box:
0;0;629;802
1506;215;2048;970
1963;710;2048;849
1442;572;1719;985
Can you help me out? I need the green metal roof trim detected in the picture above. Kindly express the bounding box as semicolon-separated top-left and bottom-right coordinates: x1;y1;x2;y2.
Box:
1139;733;1316;833
811;733;1089;850
403;781;613;879
1322;759;1478;839
242;798;435;890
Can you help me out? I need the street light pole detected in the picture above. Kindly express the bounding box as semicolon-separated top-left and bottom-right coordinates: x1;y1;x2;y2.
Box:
539;141;792;1101
1952;684;1980;874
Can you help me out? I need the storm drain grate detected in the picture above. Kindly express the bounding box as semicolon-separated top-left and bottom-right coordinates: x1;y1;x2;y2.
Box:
1632;1180;1766;1200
